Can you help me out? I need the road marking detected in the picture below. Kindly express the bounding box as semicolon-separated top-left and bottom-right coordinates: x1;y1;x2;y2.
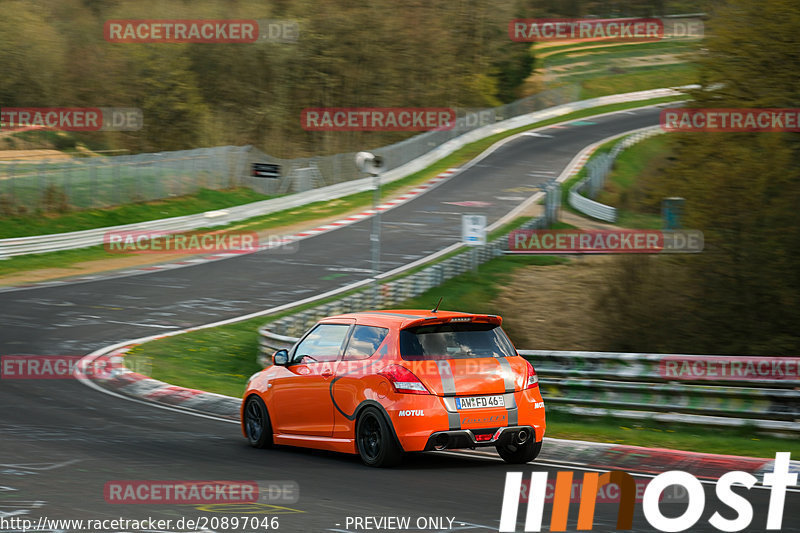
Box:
104;320;178;329
195;503;304;514
0;461;79;472
521;132;554;138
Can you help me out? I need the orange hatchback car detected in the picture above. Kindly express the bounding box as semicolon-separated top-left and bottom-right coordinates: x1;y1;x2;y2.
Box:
242;309;545;467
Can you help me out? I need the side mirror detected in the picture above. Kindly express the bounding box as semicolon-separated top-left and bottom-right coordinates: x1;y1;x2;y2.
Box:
273;349;289;366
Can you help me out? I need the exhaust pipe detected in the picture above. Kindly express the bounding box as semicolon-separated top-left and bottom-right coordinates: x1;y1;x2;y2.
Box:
434;434;449;451
516;430;529;444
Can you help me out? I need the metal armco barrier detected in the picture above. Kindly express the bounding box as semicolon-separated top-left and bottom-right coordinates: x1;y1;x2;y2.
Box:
568;126;664;222
257;324;800;432
523;350;799;432
521;350;800;387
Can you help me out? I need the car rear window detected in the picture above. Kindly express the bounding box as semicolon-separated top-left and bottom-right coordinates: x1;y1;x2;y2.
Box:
399;322;516;360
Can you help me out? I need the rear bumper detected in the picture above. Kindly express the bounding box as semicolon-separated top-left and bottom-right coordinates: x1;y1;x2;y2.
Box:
423;425;536;451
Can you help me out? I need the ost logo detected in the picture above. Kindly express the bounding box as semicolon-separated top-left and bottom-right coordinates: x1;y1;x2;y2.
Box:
499;452;796;532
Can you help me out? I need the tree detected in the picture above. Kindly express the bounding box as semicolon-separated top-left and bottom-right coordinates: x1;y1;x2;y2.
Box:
596;0;800;354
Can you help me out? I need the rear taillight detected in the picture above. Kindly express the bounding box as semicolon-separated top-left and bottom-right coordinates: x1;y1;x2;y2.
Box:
524;360;539;389
379;364;430;395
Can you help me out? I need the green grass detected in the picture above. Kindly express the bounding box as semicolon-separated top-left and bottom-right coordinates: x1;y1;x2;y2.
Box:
0;96;685;279
612;210;662;229
531;37;699;99
540;40;697;68
125;317;266;399
394;254;568;321
579;63;698;99
544;411;800;457
0;188;271;238
595;134;670;229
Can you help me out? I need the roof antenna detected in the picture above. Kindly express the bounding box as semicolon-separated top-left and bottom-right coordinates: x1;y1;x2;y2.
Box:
431;297;443;313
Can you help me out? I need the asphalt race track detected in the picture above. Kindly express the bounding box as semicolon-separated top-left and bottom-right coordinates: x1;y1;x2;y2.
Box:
1;106;798;532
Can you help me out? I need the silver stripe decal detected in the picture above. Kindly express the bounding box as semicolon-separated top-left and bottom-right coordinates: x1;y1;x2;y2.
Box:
436;360;459;430
507;407;518;426
504;392;518;425
437;360;457;396
497;357;516;393
448;412;461;431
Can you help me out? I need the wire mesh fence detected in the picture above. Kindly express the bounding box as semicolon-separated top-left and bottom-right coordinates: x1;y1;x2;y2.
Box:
0;146;247;214
0;85;580;215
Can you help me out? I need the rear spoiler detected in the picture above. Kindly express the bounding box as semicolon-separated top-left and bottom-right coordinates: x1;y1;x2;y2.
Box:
401;314;503;329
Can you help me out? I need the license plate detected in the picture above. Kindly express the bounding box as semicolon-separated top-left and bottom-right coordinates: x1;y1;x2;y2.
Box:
455;395;505;410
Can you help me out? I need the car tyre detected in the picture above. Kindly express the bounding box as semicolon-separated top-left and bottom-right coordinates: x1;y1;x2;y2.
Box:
244;396;274;449
356;407;403;467
496;438;542;464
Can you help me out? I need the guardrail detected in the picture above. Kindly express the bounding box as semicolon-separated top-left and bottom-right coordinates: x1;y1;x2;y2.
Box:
0;176;387;258
0;87;690;259
568;126;664;222
522;350;799;432
256;339;799;433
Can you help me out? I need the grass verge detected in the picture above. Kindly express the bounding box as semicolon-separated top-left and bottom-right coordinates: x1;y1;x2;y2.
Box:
579;63;698;99
595;134;671;228
0;187;272;239
529;38;699;99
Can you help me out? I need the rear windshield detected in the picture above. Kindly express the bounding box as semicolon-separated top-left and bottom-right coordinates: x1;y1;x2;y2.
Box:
399;322;516;360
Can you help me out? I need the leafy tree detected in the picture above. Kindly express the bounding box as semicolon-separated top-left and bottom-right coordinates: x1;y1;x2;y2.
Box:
596;0;800;354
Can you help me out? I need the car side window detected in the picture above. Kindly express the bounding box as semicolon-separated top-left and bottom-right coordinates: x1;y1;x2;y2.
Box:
292;323;350;363
343;326;389;360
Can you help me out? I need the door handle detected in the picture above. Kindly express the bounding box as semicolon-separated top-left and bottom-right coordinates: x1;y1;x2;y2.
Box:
321;369;334;378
